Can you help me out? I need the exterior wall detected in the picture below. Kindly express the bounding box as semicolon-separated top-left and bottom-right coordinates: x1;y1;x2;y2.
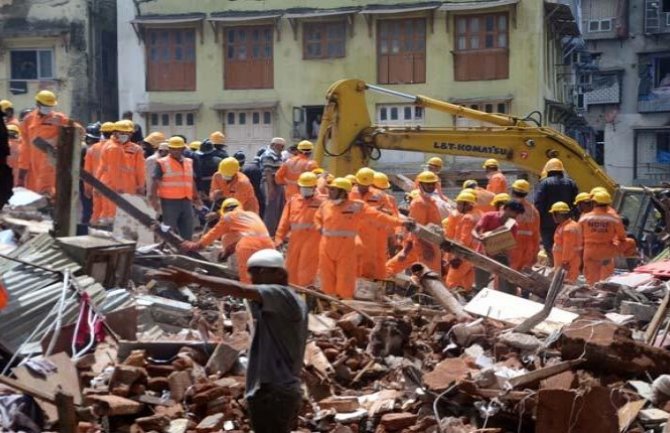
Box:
118;0;563;170
0;0;117;122
583;0;670;184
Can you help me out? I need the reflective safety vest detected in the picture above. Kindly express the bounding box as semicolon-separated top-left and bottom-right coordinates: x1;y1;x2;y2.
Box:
157;156;193;200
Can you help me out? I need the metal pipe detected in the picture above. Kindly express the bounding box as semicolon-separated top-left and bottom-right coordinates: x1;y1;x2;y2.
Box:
365;84;417;101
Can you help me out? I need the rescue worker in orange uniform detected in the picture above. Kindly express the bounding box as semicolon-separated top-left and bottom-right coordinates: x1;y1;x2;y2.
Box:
509;179;540;271
17;90;71;195
413;157;448;200
1;100;18;127
150;136;201;240
409;171;444;274
275;140;318;201
445;190;480;292
84;121;114;225
350;167;398;280
210;157;260;214
483;159;508;194
314;167;331;198
590;187;618;216
579;191;626;285
463;179;495;214
182;198;274;284
6;124;21;185
275;172;324;286
97;120;146;224
549;202;583;283
573;192;594;220
386;190;420;277
315;177;407;299
373;171;400;216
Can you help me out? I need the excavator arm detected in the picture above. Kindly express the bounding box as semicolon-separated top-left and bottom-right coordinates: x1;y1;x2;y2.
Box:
314;79;617;194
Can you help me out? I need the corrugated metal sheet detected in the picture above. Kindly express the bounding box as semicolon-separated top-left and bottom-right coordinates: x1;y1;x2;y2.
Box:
0;234;133;355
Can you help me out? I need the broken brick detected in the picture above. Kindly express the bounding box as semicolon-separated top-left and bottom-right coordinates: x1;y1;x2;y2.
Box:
135;414;170;432
168;370;193;402
380;412;418;431
195;413;224;432
88;395;143;416
422;357;477;392
319;396;360;413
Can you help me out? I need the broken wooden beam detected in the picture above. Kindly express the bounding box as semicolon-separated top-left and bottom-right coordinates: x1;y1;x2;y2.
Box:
513;268;565;334
413;223;551;297
506;359;584;389
410;263;472;321
0;373;57;403
55;392;77;433
645;283;670;344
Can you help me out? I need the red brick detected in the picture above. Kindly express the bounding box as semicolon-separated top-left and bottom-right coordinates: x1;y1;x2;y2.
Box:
380;412;417;431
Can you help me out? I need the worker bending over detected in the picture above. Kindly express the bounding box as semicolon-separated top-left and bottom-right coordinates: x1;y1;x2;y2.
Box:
18;90;71;196
182;198;273;284
482;159;508;194
210;157;259;214
275;172;324;287
153;249;307;433
463;179;494;214
150;136;201;240
579;191;626;285
275;140;318;201
315;177;408;299
445;190;481;293
549;202;582;283
509;179;540;271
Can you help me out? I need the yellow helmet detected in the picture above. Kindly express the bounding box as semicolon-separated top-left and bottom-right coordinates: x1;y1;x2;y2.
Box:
456;190;477;204
427;157;443;168
592;191;612;205
144;132;166;148
210;131;226;145
355;167;375;186
218;157;240;177
590;186;608;196
540;170;548;180
114;120;134;133
6;124;20;135
373;172;390;190
220;198;242;215
329;177;353;192
312;167;325;175
297;140;314;151
189;140;202;151
491;193;510;207
345;174;357;185
416;171;439;183
574;192;592;205
167;136;186;149
35;90;57;107
100;122;116;133
298;172;318;188
463;179;478;189
544;158;564;172
407;189;420;200
482;158;499;169
0;100;13;112
549;201;571;213
511;179;530;194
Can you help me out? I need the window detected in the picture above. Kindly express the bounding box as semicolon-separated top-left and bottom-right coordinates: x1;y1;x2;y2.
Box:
222;109;275;160
10;49;54;80
453;100;511;127
454;13;509;81
148;111;197;140
377;19;426;84
376;104;424;126
586;19;613;32
224;26;273;89
663;0;670;13
146;28;196;91
655;56;670;88
303;21;346;59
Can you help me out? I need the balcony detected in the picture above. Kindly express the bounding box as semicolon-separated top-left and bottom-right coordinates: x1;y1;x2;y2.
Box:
644;0;670;35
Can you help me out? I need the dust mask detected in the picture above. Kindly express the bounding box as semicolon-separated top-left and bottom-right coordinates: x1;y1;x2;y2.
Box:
222;175;233;181
300;187;314;198
38;106;53;115
118;134;129;143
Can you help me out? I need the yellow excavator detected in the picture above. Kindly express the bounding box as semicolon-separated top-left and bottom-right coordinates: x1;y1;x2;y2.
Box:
314;78;668;251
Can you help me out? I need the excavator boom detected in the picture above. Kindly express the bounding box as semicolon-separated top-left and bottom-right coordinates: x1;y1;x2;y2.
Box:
314;79;617;194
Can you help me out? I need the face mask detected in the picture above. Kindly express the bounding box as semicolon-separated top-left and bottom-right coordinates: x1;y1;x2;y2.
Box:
222;175;233;181
38;106;52;115
117;134;129;143
300;187;314;198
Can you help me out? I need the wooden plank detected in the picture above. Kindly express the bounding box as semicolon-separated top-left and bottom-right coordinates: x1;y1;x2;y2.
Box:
53;123;79;237
55;392;77;433
645;286;670;344
0;373;56;403
507;359;584;389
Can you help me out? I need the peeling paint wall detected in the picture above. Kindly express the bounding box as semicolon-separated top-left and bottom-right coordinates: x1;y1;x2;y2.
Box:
0;0;117;123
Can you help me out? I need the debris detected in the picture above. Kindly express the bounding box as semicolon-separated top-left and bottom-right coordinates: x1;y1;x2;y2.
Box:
88;395;143;416
380;412;418;430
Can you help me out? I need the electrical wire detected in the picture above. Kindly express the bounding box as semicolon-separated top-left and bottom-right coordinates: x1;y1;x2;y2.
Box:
432;383;458;431
45;270;71;356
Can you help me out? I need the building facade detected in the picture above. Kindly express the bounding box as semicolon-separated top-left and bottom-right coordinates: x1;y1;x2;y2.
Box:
0;0;118;123
582;0;670;185
118;0;585;172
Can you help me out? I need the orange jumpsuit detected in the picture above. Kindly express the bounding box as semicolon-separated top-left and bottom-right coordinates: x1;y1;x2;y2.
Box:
199;209;273;284
315;199;401;299
97;138;145;219
18;109;70;194
552;219;583;283
473;187;495;214
486;171;508;194
414;177;448;200
275;154;318;200
446;211;480;291
275;194;324;286
509;199;541;271
84;139;107;223
350;186;397;280
316;176;330;198
579;207;626;285
209;172;259;214
7;137;21;185
621;237;638;258
408;192;443;274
